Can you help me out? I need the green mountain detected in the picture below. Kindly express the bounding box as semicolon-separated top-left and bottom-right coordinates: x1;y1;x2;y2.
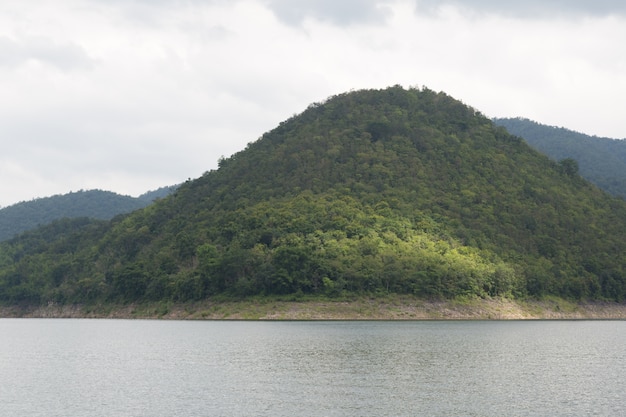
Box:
494;117;626;198
2;86;626;306
0;186;177;241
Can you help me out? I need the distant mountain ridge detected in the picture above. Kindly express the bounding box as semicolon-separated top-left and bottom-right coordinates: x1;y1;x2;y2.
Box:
494;117;626;198
0;186;177;241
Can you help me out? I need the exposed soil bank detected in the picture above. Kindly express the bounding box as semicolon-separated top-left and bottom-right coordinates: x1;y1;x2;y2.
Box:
2;297;626;320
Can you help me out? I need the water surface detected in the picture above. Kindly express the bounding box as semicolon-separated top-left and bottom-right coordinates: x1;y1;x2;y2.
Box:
1;320;624;416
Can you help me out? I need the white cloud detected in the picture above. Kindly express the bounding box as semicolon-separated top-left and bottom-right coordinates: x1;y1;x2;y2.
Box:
0;0;625;207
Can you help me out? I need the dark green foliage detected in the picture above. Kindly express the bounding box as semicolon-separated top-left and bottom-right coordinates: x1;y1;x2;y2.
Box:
0;187;178;241
2;87;626;305
0;217;109;303
494;117;626;198
559;158;579;177
136;185;179;204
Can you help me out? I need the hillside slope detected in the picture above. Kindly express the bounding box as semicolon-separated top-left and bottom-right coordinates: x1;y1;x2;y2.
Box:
0;186;177;241
1;86;626;305
494;117;626;198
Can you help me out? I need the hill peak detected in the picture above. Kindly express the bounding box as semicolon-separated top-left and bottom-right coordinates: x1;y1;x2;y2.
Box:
2;86;626;305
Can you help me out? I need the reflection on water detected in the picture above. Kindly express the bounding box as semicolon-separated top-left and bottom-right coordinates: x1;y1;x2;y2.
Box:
0;320;624;416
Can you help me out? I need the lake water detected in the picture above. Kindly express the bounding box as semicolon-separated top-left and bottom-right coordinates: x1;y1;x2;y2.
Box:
0;320;624;416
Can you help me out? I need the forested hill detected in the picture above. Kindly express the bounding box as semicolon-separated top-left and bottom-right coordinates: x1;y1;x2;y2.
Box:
2;86;626;306
0;186;177;241
494;117;626;198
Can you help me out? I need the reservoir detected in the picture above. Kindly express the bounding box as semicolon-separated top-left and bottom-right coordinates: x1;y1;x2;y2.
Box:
1;319;624;416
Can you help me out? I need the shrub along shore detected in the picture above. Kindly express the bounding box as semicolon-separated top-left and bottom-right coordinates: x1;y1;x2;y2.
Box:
2;296;626;320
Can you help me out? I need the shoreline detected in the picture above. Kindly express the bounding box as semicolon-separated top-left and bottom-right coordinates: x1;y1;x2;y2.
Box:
2;296;626;320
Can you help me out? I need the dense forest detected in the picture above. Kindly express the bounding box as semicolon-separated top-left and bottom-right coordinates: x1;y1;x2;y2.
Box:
0;186;177;241
494;117;626;198
2;86;626;306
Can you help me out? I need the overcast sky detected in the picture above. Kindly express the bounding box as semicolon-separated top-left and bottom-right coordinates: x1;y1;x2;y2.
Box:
1;0;625;207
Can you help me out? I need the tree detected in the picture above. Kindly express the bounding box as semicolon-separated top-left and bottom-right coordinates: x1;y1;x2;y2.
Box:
559;158;579;177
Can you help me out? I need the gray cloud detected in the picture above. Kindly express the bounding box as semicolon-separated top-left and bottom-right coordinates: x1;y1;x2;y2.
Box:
416;0;626;17
0;36;95;71
0;0;625;207
265;0;393;26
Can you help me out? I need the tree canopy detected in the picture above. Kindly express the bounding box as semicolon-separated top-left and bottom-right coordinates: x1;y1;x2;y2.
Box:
494;117;626;198
0;186;177;241
2;86;626;305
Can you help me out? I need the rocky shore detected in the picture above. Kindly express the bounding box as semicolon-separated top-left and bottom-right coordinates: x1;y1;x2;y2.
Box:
2;296;626;320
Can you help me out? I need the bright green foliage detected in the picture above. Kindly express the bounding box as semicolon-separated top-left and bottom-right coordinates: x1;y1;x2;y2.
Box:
2;86;626;304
